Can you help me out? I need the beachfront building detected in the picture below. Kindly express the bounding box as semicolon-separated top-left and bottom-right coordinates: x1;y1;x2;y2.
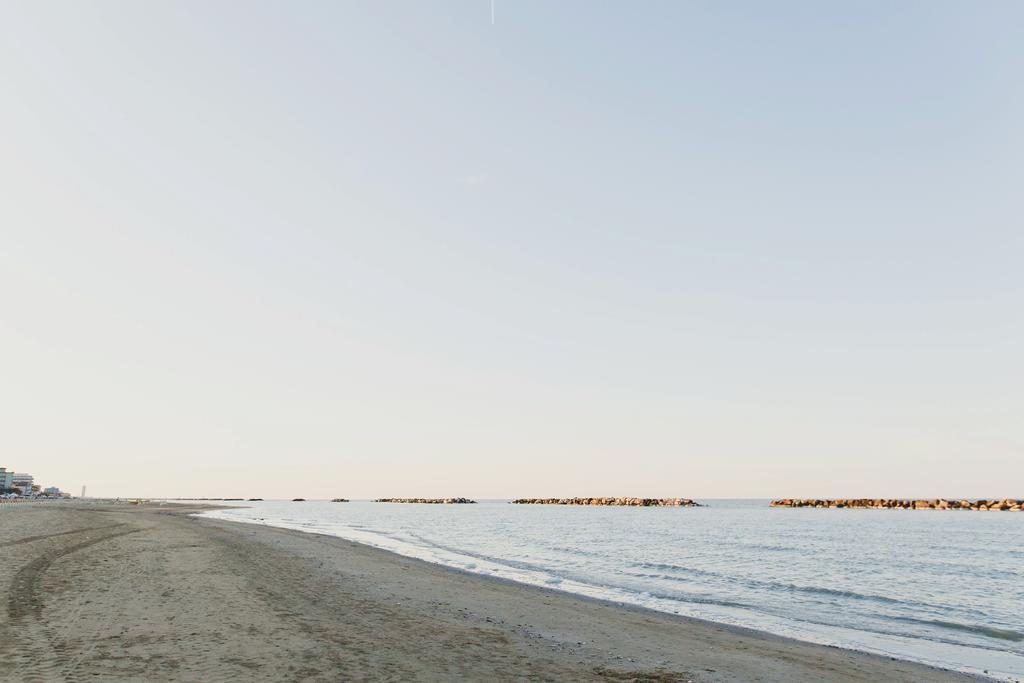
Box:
0;467;13;492
43;487;61;497
11;473;33;495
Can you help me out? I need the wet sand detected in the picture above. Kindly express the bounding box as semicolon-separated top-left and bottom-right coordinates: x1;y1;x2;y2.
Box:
0;503;988;682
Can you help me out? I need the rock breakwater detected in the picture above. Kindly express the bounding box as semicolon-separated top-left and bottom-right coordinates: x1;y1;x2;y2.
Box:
770;498;1024;511
373;498;476;504
511;497;700;507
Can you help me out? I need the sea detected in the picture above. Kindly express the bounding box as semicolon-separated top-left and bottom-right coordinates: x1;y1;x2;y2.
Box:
195;499;1024;680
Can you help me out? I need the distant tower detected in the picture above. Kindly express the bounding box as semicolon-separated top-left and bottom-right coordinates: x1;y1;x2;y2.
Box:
81;485;86;499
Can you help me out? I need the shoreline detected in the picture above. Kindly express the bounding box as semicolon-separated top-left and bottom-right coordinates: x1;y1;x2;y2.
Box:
1;503;994;681
199;510;1003;681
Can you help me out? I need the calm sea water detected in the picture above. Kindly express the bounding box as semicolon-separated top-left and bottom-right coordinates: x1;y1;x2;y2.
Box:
197;499;1024;679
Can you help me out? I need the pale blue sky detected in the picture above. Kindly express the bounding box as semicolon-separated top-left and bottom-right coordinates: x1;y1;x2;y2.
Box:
1;1;1021;498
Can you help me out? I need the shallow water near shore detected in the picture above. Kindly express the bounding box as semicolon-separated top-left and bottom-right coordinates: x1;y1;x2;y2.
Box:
196;499;1024;679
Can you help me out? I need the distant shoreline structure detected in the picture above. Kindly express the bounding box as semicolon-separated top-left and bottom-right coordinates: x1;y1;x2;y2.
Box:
511;498;700;507
770;498;1024;511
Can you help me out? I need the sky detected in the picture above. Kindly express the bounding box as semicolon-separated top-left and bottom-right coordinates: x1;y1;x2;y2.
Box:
1;1;1021;499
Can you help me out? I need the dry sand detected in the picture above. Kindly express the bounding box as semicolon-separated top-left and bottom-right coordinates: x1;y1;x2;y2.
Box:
0;503;988;682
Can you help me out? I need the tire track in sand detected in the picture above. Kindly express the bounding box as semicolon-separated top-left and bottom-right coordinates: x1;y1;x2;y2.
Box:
0;524;126;549
5;526;141;682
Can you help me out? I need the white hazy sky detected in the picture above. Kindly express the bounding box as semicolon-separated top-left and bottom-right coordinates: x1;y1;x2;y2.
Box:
2;1;1021;499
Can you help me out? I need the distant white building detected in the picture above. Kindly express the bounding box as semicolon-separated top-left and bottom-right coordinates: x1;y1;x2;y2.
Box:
43;486;61;497
0;467;12;492
11;473;33;493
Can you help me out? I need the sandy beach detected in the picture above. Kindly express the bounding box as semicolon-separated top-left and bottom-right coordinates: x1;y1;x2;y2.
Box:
0;503;988;682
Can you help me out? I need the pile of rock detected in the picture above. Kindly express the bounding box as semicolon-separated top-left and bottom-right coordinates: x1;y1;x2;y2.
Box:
373;498;476;504
331;498;349;503
511;497;700;507
769;498;1024;511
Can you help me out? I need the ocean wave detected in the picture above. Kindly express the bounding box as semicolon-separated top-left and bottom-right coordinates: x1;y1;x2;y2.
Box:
734;542;802;553
634;561;722;581
776;583;909;606
632;562;952;612
396;535;758;612
889;617;1024;642
636;562;908;602
403;533;573;577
